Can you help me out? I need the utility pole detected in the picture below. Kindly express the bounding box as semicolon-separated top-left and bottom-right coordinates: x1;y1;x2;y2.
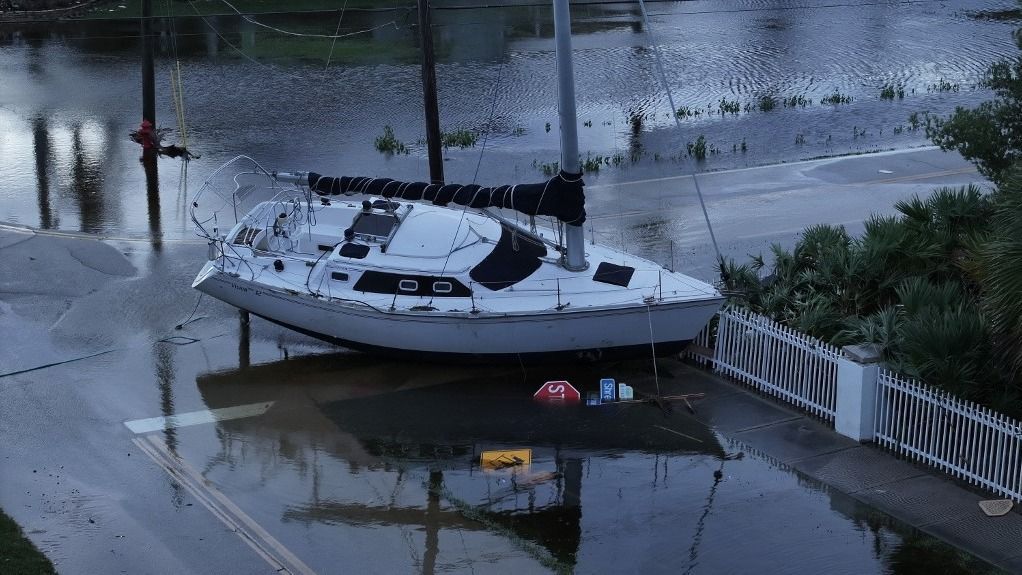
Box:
141;0;155;126
417;0;444;184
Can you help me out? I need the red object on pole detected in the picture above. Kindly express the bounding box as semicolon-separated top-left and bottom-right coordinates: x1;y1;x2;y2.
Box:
138;120;155;150
533;380;581;403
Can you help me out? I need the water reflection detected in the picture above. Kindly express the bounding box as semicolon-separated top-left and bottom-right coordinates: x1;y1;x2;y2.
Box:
195;356;720;571
32;116;55;229
187;352;1000;573
143;153;162;250
68;122;106;234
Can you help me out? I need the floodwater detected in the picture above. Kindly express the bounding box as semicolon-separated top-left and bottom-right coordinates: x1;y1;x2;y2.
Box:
0;1;1013;573
0;0;1015;243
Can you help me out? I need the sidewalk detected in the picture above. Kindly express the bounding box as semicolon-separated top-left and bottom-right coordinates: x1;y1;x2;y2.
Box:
670;360;1022;573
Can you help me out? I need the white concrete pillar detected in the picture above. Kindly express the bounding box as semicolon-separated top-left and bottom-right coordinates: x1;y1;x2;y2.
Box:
834;344;883;442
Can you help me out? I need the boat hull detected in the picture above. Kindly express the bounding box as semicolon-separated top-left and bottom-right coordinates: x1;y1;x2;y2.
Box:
194;264;722;363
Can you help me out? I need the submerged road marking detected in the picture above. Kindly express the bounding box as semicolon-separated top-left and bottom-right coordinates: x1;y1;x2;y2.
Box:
124;402;274;434
133;435;317;575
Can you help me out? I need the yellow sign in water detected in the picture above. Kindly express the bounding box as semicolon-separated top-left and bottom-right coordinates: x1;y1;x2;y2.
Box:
480;449;532;470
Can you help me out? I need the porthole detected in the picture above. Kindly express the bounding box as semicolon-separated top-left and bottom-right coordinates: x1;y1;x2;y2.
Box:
433;281;453;294
398;279;418;292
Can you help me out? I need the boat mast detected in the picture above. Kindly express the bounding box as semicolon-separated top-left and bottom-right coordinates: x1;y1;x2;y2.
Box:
553;0;588;271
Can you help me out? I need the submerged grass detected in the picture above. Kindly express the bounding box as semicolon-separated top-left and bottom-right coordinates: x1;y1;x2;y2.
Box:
821;91;853;105
1;509;56;575
83;0;411;18
757;95;777;112
374;125;409;155
927;78;960;93
440;129;478;149
880;84;906;100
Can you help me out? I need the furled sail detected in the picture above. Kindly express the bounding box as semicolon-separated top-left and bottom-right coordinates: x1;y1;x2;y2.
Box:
306;171;586;225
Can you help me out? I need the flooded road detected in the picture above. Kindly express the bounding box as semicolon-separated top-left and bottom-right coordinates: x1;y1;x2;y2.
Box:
0;229;1003;573
0;1;1013;572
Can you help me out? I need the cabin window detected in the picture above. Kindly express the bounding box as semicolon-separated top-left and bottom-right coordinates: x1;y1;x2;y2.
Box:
331;272;349;281
353;272;472;297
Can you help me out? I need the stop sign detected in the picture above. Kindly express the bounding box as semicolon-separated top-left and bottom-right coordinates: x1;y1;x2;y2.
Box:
533;380;581;402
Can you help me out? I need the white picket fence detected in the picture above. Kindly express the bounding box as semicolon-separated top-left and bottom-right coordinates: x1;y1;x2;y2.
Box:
692;307;840;422
690;306;1022;501
874;369;1022;502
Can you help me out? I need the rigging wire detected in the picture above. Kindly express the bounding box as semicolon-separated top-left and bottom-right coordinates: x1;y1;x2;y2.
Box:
636;0;721;264
165;0;189;149
429;59;507;306
214;0;402;39
324;0;349;70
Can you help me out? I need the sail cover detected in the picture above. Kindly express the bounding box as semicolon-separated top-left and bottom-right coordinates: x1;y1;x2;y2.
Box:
306;171;586;225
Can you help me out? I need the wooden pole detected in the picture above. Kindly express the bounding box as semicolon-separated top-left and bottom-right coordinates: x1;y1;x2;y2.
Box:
142;0;155;126
417;0;444;184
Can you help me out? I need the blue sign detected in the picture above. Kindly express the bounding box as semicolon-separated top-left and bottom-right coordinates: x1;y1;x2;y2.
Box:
600;378;616;403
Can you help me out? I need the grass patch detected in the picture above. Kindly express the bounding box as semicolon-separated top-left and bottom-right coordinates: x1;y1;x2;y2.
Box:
374;125;409;155
718;97;740;115
821;91;853;105
83;0;411;19
927;78;960;93
1;509;56;575
675;106;702;118
757;95;777;112
688;135;707;160
440;129;478;149
880;83;905;100
969;8;1022;21
240;33;419;64
783;94;811;107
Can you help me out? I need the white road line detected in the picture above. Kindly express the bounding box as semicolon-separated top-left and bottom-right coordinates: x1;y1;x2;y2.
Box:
133;435;317;575
124;402;274;434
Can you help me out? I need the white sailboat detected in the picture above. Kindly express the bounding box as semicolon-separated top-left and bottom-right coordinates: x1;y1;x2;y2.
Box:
189;0;724;362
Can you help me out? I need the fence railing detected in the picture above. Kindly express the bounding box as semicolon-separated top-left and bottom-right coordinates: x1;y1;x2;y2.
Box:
689;305;1022;502
875;369;1022;502
694;307;840;422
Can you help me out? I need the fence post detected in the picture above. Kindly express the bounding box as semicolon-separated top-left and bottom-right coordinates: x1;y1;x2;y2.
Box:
835;344;883;441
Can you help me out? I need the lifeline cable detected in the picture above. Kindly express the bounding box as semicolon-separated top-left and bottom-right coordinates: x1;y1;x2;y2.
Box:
636;0;721;263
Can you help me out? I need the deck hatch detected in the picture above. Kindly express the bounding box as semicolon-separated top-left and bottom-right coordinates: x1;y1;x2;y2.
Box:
593;262;635;287
339;243;371;259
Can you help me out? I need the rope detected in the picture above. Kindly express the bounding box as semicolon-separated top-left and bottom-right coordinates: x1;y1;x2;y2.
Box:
647;304;661;397
636;0;721;263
